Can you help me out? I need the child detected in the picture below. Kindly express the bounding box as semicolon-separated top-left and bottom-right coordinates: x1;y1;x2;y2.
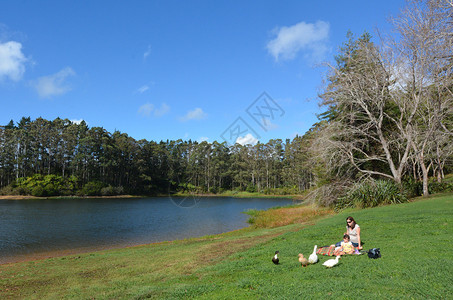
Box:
334;234;355;256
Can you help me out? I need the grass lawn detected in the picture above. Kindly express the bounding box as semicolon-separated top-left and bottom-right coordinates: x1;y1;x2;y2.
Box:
1;193;452;299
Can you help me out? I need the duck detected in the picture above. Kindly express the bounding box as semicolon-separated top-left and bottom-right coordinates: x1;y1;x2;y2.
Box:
298;253;309;267
322;255;341;268
308;245;318;264
272;251;279;264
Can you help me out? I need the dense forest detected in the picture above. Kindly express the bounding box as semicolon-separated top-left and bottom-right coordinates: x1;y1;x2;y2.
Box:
1;0;452;208
0;117;314;196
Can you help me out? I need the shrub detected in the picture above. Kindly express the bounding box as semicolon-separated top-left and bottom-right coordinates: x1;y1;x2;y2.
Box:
101;185;115;196
336;179;407;210
0;185;20;195
31;186;45;197
246;185;257;193
115;186;124;195
428;181;453;194
82;181;105;196
401;177;423;198
44;183;57;196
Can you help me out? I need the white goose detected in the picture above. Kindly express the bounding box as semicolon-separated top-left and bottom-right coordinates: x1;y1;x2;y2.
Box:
308;245;318;264
322;255;341;268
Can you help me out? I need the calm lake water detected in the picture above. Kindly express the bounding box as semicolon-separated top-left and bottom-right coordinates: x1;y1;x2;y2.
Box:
0;196;295;264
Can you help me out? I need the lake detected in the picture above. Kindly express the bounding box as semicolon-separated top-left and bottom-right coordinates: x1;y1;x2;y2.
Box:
0;196;295;264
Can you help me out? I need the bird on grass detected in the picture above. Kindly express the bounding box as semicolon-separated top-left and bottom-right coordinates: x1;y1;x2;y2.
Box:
298;253;309;267
272;251;279;264
322;255;341;268
308;245;318;264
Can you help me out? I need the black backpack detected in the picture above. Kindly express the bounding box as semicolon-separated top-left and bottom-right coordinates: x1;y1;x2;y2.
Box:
367;248;381;259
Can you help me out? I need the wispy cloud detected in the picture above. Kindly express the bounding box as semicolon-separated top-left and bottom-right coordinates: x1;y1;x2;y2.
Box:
138;103;154;116
138;102;170;117
236;133;259;146
154;103;170;116
0;41;27;81
267;20;329;62
31;67;75;99
143;45;151;59
198;136;209;143
180;108;207;121
137;85;149;94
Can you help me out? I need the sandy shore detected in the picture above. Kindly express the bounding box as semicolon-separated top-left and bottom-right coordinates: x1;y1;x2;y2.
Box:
0;195;42;200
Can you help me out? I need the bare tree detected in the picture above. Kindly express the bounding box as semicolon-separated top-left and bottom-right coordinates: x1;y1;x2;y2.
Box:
390;0;453;196
315;34;413;184
313;0;453;197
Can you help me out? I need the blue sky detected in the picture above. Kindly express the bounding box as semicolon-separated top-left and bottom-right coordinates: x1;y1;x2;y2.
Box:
0;0;405;145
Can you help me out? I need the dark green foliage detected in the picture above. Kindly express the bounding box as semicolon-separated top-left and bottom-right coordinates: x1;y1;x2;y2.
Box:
0;117;316;197
81;181;105;196
31;186;45;197
245;184;257;193
336;179;407;210
428;181;453;194
401;177;423;198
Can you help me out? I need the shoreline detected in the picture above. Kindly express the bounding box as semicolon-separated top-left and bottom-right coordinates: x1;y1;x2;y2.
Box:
0;193;305;201
0;194;143;200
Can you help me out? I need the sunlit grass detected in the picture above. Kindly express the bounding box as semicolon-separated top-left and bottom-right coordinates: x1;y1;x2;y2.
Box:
245;204;334;228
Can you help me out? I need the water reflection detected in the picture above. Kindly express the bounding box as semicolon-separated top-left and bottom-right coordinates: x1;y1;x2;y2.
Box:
0;197;294;263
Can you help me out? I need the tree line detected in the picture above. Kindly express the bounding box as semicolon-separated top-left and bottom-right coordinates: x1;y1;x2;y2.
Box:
0;117;313;196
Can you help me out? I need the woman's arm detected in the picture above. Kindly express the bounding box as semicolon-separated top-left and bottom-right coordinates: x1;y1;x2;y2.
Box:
356;226;362;249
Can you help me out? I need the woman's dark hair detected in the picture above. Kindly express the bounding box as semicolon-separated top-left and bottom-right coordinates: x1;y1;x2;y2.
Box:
346;216;356;229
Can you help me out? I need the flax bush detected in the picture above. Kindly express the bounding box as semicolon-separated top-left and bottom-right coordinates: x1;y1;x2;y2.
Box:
335;179;407;210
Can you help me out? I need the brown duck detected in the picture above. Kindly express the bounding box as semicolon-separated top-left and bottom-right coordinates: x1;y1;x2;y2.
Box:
298;253;309;267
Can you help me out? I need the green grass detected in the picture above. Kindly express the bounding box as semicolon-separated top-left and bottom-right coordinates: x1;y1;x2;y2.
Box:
1;194;452;299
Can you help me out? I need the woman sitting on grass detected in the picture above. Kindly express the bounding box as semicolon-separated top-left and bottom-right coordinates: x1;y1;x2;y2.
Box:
335;216;362;250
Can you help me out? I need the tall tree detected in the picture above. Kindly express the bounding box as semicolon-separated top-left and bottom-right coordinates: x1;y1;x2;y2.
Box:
390;0;453;195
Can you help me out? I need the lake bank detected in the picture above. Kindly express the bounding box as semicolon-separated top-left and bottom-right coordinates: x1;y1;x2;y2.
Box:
1;193;451;298
0;191;305;201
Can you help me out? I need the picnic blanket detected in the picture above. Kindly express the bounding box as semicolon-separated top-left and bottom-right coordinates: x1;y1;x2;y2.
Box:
316;245;336;256
317;245;359;256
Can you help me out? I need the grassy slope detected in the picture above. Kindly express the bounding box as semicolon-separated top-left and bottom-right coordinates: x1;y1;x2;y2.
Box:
1;194;452;299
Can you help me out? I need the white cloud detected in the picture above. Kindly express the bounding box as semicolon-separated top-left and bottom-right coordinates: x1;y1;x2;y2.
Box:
267;20;329;62
0;41;27;81
198;136;209;142
180;107;207;121
137;85;149;94
138;103;154;116
236;133;259;146
31;67;75;98
144;45;151;59
70;119;84;125
138;102;170;117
